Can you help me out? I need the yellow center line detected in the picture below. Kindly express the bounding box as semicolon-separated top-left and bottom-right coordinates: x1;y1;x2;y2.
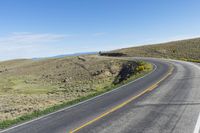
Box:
70;65;174;133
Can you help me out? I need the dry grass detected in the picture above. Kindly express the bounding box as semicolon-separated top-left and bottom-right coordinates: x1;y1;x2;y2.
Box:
0;55;141;122
114;38;200;61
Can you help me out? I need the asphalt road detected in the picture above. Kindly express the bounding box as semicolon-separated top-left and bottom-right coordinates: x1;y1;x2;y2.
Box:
1;58;200;133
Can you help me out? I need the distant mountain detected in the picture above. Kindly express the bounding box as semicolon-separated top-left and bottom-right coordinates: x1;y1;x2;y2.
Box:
52;52;98;58
32;52;97;60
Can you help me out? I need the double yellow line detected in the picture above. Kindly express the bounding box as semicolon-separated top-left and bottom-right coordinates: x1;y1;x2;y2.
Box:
70;64;174;133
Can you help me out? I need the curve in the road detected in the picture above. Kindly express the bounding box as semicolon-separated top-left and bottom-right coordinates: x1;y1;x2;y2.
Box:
1;58;186;133
70;63;173;133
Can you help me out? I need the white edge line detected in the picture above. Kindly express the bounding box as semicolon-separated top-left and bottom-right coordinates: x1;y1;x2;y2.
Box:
160;58;200;71
0;61;158;132
163;58;200;133
193;112;200;133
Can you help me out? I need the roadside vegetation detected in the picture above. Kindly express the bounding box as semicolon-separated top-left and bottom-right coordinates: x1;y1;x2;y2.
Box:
113;38;200;63
0;55;152;129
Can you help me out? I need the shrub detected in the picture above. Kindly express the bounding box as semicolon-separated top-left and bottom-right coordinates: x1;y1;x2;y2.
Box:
136;65;145;72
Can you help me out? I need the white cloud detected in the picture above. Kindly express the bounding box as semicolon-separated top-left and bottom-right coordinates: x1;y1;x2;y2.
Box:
0;32;69;45
92;32;106;37
0;32;70;60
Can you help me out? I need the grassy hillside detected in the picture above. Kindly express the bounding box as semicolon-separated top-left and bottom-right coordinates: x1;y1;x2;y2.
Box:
114;38;200;62
0;55;152;128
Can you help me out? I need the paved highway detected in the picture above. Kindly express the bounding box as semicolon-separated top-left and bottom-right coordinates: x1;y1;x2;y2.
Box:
1;58;200;133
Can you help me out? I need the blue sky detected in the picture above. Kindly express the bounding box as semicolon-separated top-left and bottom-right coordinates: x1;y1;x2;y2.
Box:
0;0;200;60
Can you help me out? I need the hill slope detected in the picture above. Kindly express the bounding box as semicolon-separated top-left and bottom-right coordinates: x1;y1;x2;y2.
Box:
114;38;200;61
0;55;151;125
